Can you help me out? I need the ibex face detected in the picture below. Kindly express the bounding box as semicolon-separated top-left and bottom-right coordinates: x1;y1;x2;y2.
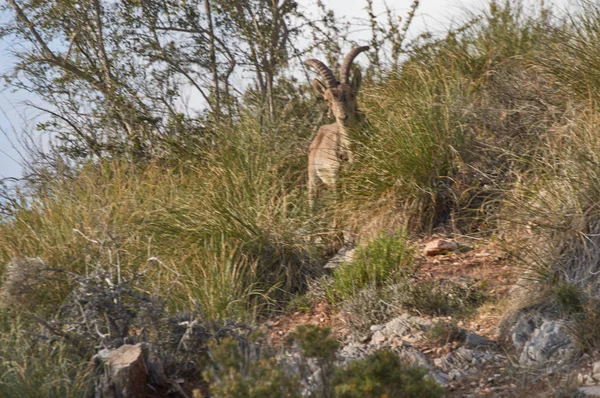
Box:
305;46;369;209
313;78;361;124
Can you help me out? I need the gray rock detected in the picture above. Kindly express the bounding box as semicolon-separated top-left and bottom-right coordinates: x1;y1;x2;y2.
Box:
579;386;600;397
371;330;387;345
440;347;497;373
464;332;497;348
430;371;449;388
339;343;368;364
448;369;465;381
519;321;575;366
368;314;432;346
397;346;432;369
510;315;538;351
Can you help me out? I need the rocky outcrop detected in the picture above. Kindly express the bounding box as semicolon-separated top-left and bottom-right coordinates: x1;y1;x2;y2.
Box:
510;316;575;366
579;386;600;397
337;314;503;388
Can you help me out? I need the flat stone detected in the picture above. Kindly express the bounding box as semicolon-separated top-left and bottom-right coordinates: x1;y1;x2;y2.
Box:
465;332;497;348
423;239;459;256
579;386;600;397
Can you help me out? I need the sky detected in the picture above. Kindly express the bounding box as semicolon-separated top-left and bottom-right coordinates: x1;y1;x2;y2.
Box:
0;0;573;180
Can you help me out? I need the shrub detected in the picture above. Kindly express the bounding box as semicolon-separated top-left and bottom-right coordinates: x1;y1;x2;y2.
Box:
288;324;340;361
332;349;443;398
0;116;331;320
501;109;600;314
206;326;443;398
327;230;416;302
205;337;303;398
396;279;488;317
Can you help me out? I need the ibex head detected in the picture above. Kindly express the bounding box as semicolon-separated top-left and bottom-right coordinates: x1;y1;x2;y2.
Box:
305;46;369;124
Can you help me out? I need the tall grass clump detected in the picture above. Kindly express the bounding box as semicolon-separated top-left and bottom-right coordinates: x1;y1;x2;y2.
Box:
501;109;600;332
0;314;93;398
540;1;600;102
0;113;326;320
337;1;559;236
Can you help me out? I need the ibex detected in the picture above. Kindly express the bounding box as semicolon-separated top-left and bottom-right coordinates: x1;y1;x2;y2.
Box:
305;46;369;209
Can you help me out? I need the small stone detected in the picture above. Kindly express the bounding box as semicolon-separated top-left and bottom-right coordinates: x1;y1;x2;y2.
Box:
423;239;459;256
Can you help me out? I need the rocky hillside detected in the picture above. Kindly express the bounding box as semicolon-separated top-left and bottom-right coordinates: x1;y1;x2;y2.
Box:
3;1;600;397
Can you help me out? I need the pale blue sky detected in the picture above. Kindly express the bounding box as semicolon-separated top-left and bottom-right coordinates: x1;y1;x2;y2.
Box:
0;0;571;179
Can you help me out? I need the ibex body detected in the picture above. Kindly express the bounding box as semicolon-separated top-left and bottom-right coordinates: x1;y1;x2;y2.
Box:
305;46;369;209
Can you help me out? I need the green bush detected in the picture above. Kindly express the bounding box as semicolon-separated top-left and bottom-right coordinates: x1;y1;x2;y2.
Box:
205;337;303;398
332;349;443;398
327;230;416;302
205;326;443;398
288;324;339;361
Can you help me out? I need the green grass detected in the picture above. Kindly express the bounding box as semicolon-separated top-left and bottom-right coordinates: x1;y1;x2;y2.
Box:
326;230;416;302
0;115;329;320
333;1;559;236
0;314;93;398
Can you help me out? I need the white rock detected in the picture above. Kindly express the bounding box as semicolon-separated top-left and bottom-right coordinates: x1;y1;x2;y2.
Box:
423;239;459;256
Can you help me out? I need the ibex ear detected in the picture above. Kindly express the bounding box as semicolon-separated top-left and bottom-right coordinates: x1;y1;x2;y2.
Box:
313;79;327;97
351;68;363;93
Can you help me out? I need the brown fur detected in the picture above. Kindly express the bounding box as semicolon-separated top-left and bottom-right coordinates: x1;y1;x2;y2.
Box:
308;76;363;209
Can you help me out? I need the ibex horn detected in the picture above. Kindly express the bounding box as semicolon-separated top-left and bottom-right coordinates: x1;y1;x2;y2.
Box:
304;59;338;88
340;46;370;84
